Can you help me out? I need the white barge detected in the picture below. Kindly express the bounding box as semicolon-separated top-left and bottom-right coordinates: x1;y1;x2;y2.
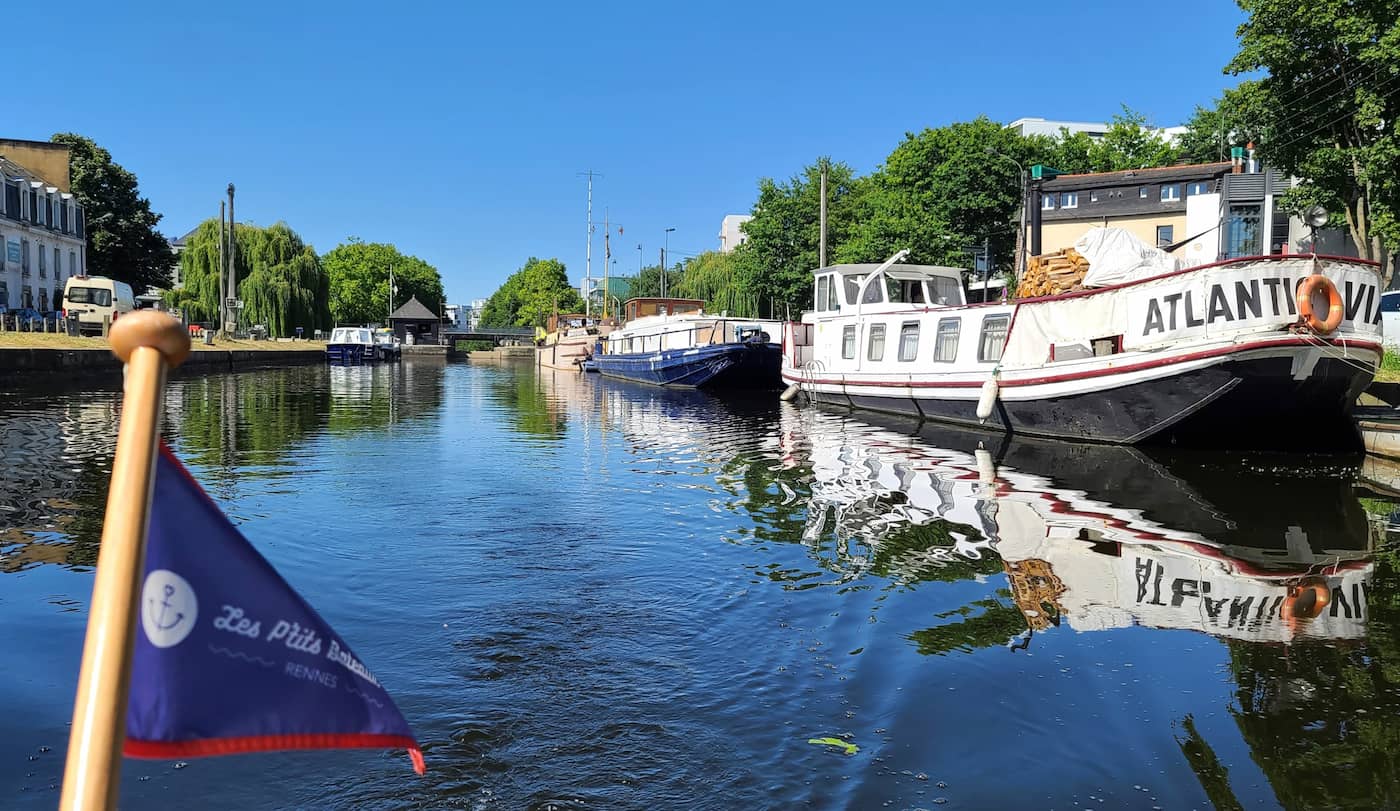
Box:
782;252;1384;447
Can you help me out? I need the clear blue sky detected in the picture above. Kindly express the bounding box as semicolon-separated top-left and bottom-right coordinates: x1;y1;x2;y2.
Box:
7;0;1248;302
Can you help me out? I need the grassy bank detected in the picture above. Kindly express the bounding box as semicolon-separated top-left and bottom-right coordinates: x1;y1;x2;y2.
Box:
0;332;324;352
1380;351;1400;383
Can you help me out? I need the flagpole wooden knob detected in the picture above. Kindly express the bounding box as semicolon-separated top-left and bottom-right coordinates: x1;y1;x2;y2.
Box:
109;311;192;368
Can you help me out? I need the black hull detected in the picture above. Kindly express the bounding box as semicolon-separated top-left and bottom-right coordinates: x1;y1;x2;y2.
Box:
809;355;1370;450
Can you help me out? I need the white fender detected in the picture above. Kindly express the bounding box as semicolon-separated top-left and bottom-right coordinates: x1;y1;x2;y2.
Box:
780;383;802;402
975;376;999;423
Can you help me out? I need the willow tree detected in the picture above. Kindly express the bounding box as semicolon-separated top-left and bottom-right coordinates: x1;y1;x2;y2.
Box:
170;219;330;337
674;251;759;317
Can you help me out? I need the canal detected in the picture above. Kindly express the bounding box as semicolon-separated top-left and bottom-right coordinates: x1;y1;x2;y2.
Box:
3;359;1399;809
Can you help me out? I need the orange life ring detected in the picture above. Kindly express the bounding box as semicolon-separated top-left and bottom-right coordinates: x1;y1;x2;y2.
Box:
1296;274;1344;334
1281;578;1331;622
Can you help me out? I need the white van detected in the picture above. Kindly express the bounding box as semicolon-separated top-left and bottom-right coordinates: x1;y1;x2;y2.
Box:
1382;290;1400;351
63;276;135;335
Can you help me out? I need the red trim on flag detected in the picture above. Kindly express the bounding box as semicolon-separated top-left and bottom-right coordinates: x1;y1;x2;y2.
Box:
124;734;426;775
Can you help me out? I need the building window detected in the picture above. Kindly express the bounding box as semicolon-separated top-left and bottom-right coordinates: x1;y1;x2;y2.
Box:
69;251;76;277
1157;225;1174;246
54;247;61;280
842;325;856;359
1041;194;1057;210
978;315;1010;362
1187;182;1211;196
1160;184;1181;202
1061;192;1079;209
934;318;960;362
1225;203;1264;258
21;239;29;273
1139;187;1149;199
39;289;49;312
38;244;46;277
898;322;920;362
867;324;886;361
0;281;7;308
61;203;70;232
21;285;32;308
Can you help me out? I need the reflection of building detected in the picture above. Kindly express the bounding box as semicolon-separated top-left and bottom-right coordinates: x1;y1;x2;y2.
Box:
0;139;88;313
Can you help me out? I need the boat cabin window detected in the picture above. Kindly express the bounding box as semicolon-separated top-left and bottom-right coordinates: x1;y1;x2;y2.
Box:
898;322;920;362
934;318;960;362
885;278;926;304
867;324;886;361
842;325;856;359
844;274;864;305
816;274;840;312
930;276;963;306
861;278;885;304
978;314;1010;362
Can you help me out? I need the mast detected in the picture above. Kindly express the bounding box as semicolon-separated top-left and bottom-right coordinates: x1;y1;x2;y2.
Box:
603;209;610;320
579;170;601;318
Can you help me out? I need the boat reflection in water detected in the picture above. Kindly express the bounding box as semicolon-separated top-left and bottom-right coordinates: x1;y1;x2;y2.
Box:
780;407;1378;647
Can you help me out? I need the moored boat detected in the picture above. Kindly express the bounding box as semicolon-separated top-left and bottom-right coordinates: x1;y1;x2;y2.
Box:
595;297;783;389
537;313;614;371
782;252;1384;449
327;326;399;364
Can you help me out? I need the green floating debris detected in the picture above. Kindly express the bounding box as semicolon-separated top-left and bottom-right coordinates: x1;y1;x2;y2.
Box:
808;737;858;755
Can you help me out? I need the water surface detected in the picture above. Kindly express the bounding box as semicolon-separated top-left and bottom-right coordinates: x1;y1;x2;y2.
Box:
2;359;1399;809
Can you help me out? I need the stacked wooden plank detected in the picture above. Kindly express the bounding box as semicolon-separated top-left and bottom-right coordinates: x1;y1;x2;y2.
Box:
1015;248;1090;298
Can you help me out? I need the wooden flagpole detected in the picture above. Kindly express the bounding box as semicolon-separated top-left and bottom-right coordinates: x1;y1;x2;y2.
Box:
60;312;190;811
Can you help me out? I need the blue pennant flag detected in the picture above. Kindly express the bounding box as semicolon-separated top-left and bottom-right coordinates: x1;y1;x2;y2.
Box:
124;444;424;774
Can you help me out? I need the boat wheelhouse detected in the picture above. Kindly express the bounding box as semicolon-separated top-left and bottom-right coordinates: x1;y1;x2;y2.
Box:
595;297;784;389
782;253;1384;448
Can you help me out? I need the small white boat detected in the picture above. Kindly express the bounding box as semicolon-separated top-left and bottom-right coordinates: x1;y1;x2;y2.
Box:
327;327;398;364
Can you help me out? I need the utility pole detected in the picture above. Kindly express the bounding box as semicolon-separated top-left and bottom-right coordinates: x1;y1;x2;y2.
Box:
663;227;675;299
819;159;828;268
578;170;601;318
225;184;236;338
217;200;225;334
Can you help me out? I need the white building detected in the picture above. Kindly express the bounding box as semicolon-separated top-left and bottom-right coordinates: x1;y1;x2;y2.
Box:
718;214;753;253
444;303;469;330
0;152;87;313
1007;116;1187;145
469;297;487;331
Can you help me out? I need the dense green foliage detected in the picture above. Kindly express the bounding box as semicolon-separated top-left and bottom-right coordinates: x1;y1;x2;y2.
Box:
322;239;444;325
673;252;758;317
52;133;172;293
1223;0;1400;268
479;257;583;327
166;219;330;337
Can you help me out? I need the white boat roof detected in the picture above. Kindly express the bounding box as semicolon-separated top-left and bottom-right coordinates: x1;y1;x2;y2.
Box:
814;263;967;281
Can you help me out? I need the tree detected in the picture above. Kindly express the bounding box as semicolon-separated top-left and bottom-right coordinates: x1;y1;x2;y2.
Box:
842;117;1033;271
1178;85;1267;164
737;158;867;316
673;251;759;316
51;133;172;292
1085;107;1182;172
626;263;684;300
1226;0;1400;271
479;257;582;327
169;219;330;337
322;239;444;325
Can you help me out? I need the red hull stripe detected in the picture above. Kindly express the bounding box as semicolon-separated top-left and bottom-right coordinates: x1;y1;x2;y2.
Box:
783;337;1381;390
125;734;426;775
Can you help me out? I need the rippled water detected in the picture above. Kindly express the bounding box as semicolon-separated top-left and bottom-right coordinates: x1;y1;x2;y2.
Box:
3;359;1400;809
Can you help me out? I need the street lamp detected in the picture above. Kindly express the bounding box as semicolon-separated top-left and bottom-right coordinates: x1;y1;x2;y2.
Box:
663;227;676;298
986;147;1027;280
